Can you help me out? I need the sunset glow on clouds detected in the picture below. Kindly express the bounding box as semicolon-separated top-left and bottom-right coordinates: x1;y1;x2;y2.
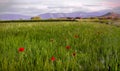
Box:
0;0;120;15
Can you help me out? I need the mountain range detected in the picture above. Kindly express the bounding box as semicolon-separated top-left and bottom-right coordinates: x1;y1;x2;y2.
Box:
0;14;31;20
39;10;109;19
0;11;120;20
100;12;120;18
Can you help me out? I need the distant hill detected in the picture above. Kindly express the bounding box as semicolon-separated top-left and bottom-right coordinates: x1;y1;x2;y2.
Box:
0;10;111;20
101;12;120;18
0;14;31;20
39;10;109;19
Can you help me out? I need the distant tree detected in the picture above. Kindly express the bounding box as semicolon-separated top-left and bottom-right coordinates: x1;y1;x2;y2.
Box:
105;17;112;19
90;17;95;19
48;18;53;20
67;17;75;20
31;16;41;20
113;17;119;20
67;17;72;19
98;17;105;20
20;18;23;20
75;17;81;19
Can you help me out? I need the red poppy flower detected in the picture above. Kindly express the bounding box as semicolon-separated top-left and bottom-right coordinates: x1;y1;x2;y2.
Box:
66;46;70;49
19;47;24;52
74;35;79;38
51;56;56;61
72;52;76;56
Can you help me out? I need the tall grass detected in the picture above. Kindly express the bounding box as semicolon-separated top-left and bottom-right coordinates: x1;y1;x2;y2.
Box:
0;21;120;71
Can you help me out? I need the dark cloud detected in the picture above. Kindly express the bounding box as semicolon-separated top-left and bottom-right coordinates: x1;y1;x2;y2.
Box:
0;0;120;15
0;0;15;13
113;7;120;14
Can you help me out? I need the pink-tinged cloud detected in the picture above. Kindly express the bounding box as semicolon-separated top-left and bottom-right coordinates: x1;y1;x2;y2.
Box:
102;2;120;8
0;0;12;3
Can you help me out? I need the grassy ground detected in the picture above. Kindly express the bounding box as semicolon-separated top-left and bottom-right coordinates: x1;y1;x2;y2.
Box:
0;21;120;71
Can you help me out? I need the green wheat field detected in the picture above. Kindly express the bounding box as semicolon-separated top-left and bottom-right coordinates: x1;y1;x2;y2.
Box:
0;21;120;71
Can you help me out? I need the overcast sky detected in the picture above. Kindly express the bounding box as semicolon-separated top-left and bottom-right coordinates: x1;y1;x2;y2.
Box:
0;0;120;16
